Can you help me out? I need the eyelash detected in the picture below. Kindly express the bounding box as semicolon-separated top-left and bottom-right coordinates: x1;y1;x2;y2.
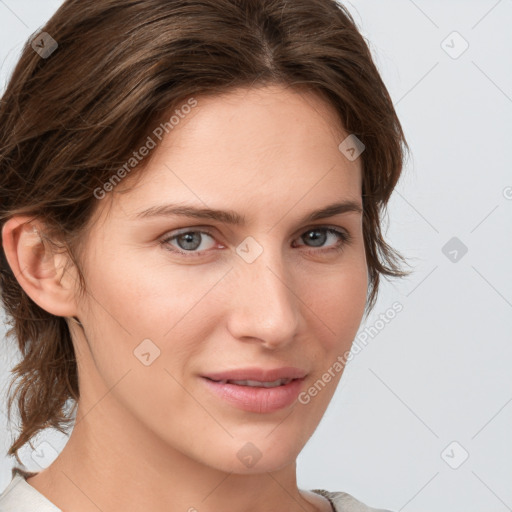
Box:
159;226;352;258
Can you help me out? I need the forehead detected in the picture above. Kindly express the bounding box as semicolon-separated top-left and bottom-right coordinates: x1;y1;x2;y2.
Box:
171;84;348;152
96;84;363;225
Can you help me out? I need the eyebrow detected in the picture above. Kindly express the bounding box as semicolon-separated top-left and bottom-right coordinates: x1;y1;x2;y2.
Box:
133;200;363;225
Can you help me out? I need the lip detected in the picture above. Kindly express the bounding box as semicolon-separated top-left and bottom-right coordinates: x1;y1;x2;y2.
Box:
203;366;307;382
201;366;307;413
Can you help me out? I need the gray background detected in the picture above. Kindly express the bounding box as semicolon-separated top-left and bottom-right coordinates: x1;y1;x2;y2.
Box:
1;1;511;511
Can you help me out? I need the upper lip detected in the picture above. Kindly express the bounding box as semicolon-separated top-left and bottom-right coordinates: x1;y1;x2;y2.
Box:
202;367;307;382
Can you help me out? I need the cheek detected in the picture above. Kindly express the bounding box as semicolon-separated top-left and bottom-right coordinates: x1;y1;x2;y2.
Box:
80;235;367;363
74;259;203;429
82;246;187;334
310;261;368;346
83;257;226;385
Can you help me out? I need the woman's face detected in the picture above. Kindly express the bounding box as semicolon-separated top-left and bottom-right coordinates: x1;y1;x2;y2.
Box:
71;84;368;474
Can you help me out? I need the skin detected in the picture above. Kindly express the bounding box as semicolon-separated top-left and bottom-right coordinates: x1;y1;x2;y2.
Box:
2;84;367;512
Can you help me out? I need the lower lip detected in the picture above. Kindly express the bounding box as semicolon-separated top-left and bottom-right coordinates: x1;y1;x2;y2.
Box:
201;377;304;413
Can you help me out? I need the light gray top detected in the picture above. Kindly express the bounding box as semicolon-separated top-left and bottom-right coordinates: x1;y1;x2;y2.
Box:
0;468;393;512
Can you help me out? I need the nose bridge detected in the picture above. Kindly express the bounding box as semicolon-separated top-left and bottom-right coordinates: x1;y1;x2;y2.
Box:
227;236;299;346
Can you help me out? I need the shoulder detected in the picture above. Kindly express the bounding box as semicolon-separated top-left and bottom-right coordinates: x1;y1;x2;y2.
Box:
311;488;394;512
0;470;62;512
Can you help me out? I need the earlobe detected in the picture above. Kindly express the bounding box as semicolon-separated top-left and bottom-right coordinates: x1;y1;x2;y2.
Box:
1;216;79;318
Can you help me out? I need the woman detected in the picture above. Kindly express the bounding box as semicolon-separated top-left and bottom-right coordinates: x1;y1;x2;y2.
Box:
0;0;409;510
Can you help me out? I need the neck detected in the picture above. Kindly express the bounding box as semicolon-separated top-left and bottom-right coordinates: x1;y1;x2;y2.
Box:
26;400;326;512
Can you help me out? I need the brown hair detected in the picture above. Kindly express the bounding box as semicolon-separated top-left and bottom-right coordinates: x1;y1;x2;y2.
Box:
0;0;410;465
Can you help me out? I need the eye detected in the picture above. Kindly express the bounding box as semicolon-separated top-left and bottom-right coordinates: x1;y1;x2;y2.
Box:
293;226;351;253
160;226;351;258
161;229;217;257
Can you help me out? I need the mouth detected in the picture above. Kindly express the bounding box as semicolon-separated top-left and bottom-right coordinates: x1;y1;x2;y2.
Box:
204;377;294;388
200;367;307;413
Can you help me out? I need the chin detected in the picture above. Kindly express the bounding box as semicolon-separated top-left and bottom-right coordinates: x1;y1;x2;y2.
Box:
201;426;310;474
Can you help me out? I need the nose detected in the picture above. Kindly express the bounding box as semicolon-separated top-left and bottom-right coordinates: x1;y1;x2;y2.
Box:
226;246;300;350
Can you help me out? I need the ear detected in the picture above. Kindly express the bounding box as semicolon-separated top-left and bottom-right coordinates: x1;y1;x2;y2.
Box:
1;216;79;318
